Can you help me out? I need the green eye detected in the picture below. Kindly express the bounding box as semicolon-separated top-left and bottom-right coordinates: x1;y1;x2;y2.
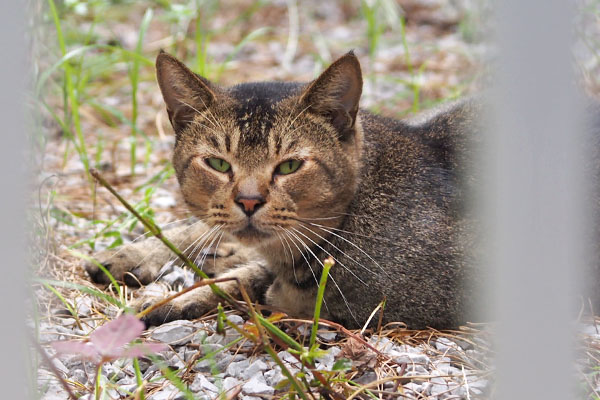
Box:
277;159;302;175
207;157;231;173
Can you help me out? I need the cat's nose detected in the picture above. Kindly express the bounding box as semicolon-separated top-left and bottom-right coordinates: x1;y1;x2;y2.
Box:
234;196;265;217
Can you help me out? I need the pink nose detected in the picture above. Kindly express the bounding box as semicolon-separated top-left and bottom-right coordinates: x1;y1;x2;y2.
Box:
234;196;265;216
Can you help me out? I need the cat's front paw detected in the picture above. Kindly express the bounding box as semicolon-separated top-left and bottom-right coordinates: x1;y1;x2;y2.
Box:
85;242;168;286
136;287;217;327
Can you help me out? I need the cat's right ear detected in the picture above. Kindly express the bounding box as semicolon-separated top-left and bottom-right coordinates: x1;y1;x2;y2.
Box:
156;50;217;133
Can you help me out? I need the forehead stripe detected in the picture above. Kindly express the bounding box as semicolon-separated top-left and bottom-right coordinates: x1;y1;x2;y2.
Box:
207;134;219;149
274;133;282;156
225;134;231;153
178;154;198;184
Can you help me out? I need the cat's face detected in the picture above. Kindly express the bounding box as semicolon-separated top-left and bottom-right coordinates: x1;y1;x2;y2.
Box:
156;52;363;251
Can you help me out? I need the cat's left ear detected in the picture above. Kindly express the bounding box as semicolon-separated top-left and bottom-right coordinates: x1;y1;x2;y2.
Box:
300;51;363;141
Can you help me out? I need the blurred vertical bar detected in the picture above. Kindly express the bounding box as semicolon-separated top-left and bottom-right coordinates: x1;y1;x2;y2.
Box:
486;1;584;400
0;0;28;399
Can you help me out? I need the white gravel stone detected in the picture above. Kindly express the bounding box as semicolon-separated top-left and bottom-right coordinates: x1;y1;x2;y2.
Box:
190;374;219;393
226;314;244;325
392;352;430;366
264;367;285;386
161;268;189;287
434;337;455;352
103;363;125;380
151;320;195;345
71;369;87;384
148;383;181;400
404;369;429;378
143;365;160;380
41;384;68;400
277;350;297;364
315;346;341;370
75;296;92;316
59;317;77;327
167;354;185;370
242;373;274;396
152;193;177;208
216;353;246;371
226;359;251;378
241;359;269;380
206;330;241;344
222;376;242;393
368;336;395;352
404;382;423;395
355;371;377;384
317;329;337;341
117;383;138;396
193;358;214;372
51;357;69;374
201;343;223;354
116;376;135;386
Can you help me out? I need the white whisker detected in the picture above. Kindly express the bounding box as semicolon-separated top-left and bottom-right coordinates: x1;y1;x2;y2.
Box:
296;223;379;279
286;229;362;322
290;226;369;287
169;223;219;267
276;229;298;284
101;217;197;265
194;225;223;268
211;231;225;271
179;99;219;130
296;215;344;221
282;228;331;315
286;104;312;131
308;222;391;278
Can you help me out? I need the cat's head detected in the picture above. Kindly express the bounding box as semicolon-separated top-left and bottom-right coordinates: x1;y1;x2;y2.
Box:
156;51;364;250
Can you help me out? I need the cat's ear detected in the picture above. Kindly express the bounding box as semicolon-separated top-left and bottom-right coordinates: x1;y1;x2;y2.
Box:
156;50;217;133
300;51;363;141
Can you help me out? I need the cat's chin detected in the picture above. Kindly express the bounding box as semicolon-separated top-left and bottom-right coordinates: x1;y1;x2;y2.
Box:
231;224;272;244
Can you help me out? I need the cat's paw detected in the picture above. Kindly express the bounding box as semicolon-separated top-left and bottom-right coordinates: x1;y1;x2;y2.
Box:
84;242;167;287
136;287;216;326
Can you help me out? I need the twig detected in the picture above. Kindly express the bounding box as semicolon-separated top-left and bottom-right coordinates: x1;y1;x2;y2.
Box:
32;338;78;400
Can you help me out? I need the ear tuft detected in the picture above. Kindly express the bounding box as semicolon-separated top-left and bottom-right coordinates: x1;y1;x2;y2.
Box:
155;52;217;133
300;51;363;140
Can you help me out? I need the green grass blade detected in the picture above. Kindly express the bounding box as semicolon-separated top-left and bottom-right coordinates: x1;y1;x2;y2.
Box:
133;358;145;400
129;8;154;176
48;0;91;180
214;27;270;80
36;278;125;309
309;257;333;349
66;249;123;305
42;283;77;320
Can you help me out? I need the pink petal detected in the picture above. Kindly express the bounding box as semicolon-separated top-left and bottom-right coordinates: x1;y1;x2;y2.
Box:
51;340;100;361
90;314;145;355
121;342;168;358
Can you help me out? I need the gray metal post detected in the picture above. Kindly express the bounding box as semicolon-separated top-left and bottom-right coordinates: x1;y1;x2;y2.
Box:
486;1;584;399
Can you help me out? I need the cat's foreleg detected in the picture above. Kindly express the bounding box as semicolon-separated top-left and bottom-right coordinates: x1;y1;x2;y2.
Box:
84;223;256;286
137;261;273;326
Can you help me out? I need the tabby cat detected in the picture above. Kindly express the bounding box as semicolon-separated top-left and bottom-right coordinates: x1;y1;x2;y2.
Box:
86;50;481;329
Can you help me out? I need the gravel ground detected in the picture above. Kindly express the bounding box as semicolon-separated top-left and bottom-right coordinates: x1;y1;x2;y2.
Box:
37;278;494;400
